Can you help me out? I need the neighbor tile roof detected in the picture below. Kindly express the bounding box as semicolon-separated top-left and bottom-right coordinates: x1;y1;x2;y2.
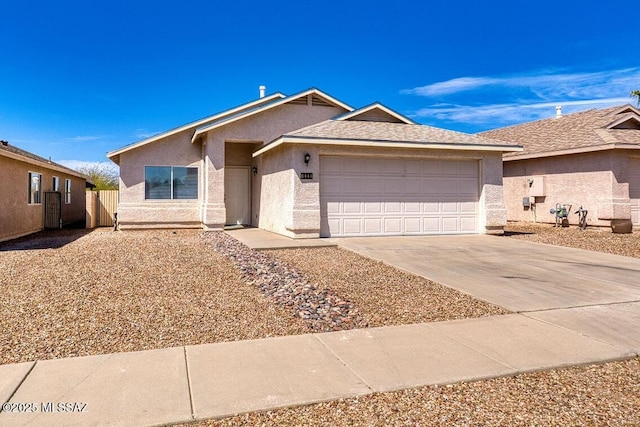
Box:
480;104;640;159
285;119;519;148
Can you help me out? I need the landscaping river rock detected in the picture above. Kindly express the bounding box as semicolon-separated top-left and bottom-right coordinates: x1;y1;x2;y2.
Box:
203;232;367;332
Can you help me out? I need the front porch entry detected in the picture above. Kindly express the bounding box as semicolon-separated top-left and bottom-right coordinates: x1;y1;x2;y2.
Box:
224;166;251;225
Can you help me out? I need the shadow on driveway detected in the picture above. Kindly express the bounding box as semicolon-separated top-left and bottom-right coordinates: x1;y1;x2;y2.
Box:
0;227;94;252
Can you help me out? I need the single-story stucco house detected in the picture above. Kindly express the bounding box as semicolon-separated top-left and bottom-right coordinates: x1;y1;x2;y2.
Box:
0;140;90;242
107;88;521;237
481;104;640;228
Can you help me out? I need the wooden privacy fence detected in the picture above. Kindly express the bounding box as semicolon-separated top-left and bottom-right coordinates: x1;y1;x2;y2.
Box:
86;190;119;228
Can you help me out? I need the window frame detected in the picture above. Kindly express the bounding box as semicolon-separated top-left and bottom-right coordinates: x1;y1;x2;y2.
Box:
144;166;198;201
64;179;71;204
52;176;60;192
28;172;42;205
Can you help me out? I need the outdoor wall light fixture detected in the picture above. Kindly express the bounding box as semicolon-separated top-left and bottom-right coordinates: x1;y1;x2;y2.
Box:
252;166;258;175
304;153;311;165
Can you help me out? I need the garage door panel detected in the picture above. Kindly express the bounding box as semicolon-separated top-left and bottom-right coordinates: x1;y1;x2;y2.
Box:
422;178;440;194
460;201;477;213
423;217;440;233
384;201;402;213
405;160;423;174
322;156;343;173
404;217;421;233
423;202;440;213
461;217;477;232
384;218;402;234
342;202;361;214
364;218;382;234
405;202;421;213
441;201;459;213
320;157;479;236
383;178;403;194
343;218;362;235
442;217;459;232
364;201;382;213
363;178;384;194
405;178;423;194
326;201;341;214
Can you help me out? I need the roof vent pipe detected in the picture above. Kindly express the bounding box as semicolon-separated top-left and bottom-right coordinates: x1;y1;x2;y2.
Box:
556;105;562;118
259;85;266;98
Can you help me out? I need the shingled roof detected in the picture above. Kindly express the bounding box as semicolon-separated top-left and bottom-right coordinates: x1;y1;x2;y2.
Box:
0;140;88;179
253;119;522;157
480;104;640;160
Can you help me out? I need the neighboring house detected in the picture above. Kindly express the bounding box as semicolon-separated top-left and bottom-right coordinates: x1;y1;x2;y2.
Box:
481;104;640;228
107;88;521;238
0;140;90;242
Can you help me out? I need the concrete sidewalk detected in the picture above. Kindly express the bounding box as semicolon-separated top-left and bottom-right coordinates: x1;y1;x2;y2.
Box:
1;312;637;426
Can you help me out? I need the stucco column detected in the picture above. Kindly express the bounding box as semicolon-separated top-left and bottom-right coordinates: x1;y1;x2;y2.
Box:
480;155;507;234
202;134;226;229
287;147;321;238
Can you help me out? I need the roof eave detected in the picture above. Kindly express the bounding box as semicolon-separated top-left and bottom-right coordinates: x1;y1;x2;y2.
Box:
503;143;640;161
0;149;88;180
253;135;522;157
335;102;417;124
107;92;287;159
191;88;355;142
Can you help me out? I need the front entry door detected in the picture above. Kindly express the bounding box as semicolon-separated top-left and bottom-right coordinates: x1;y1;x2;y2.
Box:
225;167;251;225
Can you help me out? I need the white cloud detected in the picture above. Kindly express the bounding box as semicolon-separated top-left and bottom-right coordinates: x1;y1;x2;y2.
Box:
133;129;159;139
400;77;500;96
413;97;632;126
401;67;640;128
402;68;640;100
58;160;119;175
67;135;107;142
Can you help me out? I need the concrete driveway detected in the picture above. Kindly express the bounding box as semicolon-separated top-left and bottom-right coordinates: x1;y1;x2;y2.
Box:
332;235;640;312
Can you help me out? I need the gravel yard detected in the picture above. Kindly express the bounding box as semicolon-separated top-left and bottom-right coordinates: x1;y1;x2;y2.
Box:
0;229;307;365
190;358;640;426
264;247;508;327
504;221;640;258
1;228;504;365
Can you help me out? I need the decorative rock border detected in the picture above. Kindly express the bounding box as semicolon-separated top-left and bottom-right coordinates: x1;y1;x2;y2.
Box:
203;232;366;332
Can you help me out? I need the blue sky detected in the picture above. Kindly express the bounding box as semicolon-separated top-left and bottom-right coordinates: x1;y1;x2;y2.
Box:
1;0;639;171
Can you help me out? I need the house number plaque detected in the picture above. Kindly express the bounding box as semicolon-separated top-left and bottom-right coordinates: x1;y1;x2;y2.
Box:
300;172;313;180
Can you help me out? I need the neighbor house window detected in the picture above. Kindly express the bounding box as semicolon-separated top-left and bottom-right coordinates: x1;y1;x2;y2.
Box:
53;176;60;192
65;179;71;204
28;172;42;204
145;166;198;200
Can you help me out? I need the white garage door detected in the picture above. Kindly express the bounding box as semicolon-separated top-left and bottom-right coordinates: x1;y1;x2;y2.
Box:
629;158;640;226
320;156;479;237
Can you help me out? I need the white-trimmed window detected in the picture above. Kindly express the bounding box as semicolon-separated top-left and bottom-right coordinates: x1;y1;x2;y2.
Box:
28;172;42;204
145;166;198;200
53;176;60;192
64;179;71;204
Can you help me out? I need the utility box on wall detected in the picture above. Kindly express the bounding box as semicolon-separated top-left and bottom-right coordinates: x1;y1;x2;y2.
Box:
528;176;545;197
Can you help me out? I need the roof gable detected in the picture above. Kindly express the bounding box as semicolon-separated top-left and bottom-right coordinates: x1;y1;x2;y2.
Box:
107;92;286;163
481;104;640;160
606;113;640;130
334;103;416;124
190;88;353;141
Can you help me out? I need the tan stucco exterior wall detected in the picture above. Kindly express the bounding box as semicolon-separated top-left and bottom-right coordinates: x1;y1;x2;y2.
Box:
257;144;507;237
503;150;631;226
0;156;86;242
201;103;345;229
116;103;345;230
117;128;202;229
